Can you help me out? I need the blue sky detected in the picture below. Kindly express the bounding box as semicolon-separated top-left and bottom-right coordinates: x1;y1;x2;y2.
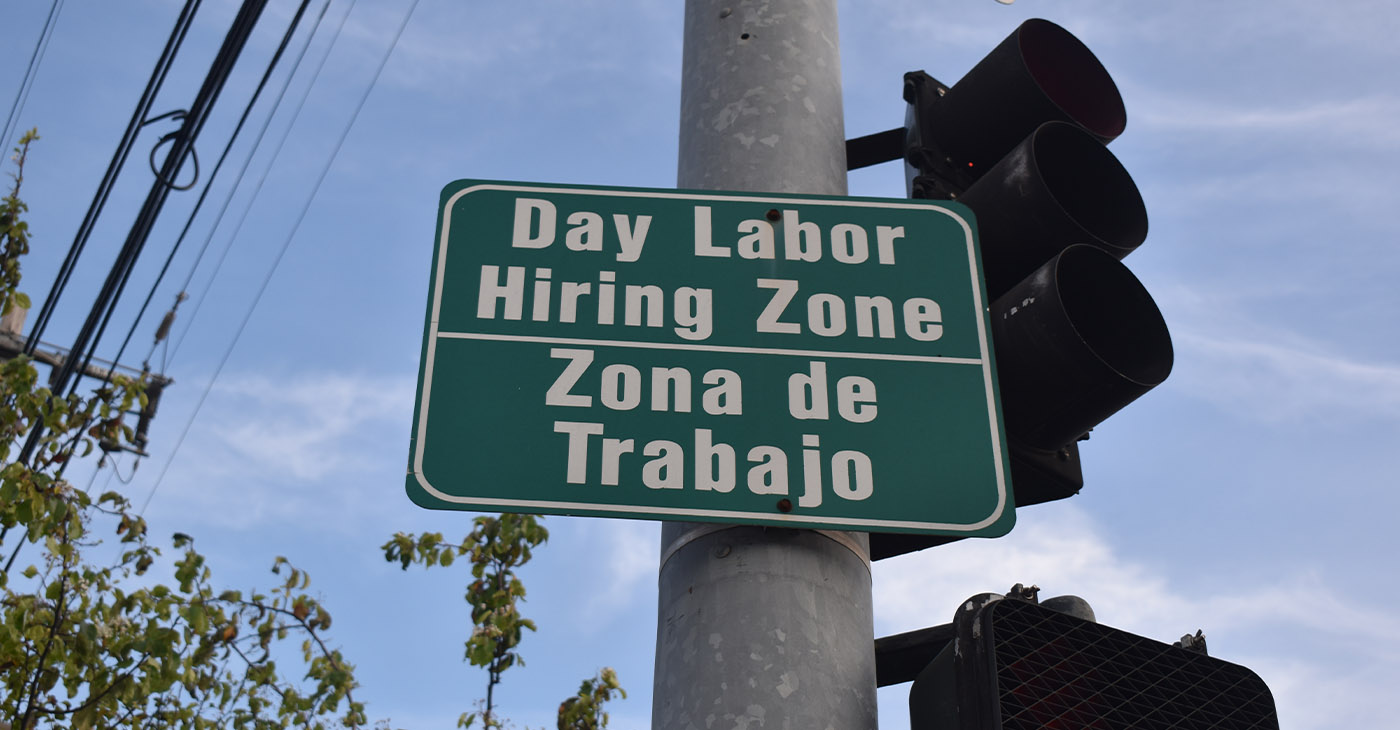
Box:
4;0;1398;727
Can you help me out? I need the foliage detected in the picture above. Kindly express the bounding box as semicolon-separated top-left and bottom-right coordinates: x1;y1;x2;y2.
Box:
555;668;625;730
383;514;546;729
383;516;624;730
0;132;364;728
0;130;35;319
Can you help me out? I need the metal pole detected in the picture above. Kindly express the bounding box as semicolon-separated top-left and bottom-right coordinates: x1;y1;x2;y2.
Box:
653;2;877;728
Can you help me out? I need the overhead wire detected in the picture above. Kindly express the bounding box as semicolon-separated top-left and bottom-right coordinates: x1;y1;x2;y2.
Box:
23;0;203;356
1;0;204;550
1;0;64;150
2;0;266;556
161;0;343;370
58;0;336;512
33;0;273;480
59;0;324;497
57;0;272;408
166;0;355;366
83;459;102;492
139;0;424;514
100;0;320;386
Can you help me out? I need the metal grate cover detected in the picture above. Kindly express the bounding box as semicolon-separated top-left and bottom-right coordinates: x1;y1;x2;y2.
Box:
987;599;1279;729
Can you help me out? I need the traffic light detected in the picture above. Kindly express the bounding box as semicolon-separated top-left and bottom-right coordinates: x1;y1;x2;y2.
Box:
864;19;1172;559
908;594;1279;729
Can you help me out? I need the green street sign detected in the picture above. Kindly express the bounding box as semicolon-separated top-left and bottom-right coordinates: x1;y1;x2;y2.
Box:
407;180;1014;537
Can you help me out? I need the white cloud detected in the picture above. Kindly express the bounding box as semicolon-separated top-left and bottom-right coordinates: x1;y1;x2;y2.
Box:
139;370;417;531
1133;92;1400;149
1149;285;1400;423
1233;0;1400;55
1172;329;1400;423
874;506;1158;636
363;2;681;99
207;372;414;481
1246;655;1399;729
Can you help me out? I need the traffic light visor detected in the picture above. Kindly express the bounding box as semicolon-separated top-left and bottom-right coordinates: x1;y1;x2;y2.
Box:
1019;18;1126;142
916;19;1127;178
992;245;1173;450
959;121;1149;299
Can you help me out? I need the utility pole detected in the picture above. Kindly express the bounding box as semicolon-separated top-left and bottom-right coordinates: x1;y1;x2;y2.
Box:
653;2;877;728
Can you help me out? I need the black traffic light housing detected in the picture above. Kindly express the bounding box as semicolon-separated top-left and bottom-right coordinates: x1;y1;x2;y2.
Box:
909;594;1279;730
861;19;1173;559
902;18;1128;197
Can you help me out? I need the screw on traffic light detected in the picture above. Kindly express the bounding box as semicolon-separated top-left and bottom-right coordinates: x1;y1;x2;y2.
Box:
906;593;1279;730
855;19;1173;559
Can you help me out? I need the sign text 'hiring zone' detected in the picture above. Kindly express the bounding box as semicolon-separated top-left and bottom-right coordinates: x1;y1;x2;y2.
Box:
473;198;945;343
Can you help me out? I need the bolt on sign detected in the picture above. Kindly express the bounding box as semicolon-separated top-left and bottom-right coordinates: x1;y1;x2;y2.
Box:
407;180;1014;537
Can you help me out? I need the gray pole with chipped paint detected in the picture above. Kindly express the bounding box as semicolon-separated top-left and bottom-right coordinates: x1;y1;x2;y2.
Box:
652;2;878;728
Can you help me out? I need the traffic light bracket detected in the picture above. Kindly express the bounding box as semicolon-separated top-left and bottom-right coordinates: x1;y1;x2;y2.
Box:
901;71;978;200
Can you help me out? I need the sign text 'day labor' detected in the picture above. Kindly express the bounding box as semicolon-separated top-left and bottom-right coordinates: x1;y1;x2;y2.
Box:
406;180;1014;536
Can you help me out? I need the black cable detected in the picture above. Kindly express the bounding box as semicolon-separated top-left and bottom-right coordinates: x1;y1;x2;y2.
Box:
59;0;273;404
23;0;202;355
101;0;318;390
147;132;201;190
42;0;274;485
169;0;353;363
111;453;138;485
141;0;423;514
1;0;63;150
19;0;267;470
83;456;103;492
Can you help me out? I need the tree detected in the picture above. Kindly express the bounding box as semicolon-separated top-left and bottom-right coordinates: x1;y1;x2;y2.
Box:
556;669;625;730
2;129;626;729
0;130;364;729
383;516;625;730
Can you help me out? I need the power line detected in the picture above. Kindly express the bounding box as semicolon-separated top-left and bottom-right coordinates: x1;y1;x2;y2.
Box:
56;0;273;408
48;3;286;497
141;0;424;514
8;0;278;568
20;0;272;476
135;0;363;511
103;0;321;385
23;0;203;355
1;0;64;150
60;0;324;490
13;0;205;482
167;0;356;364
